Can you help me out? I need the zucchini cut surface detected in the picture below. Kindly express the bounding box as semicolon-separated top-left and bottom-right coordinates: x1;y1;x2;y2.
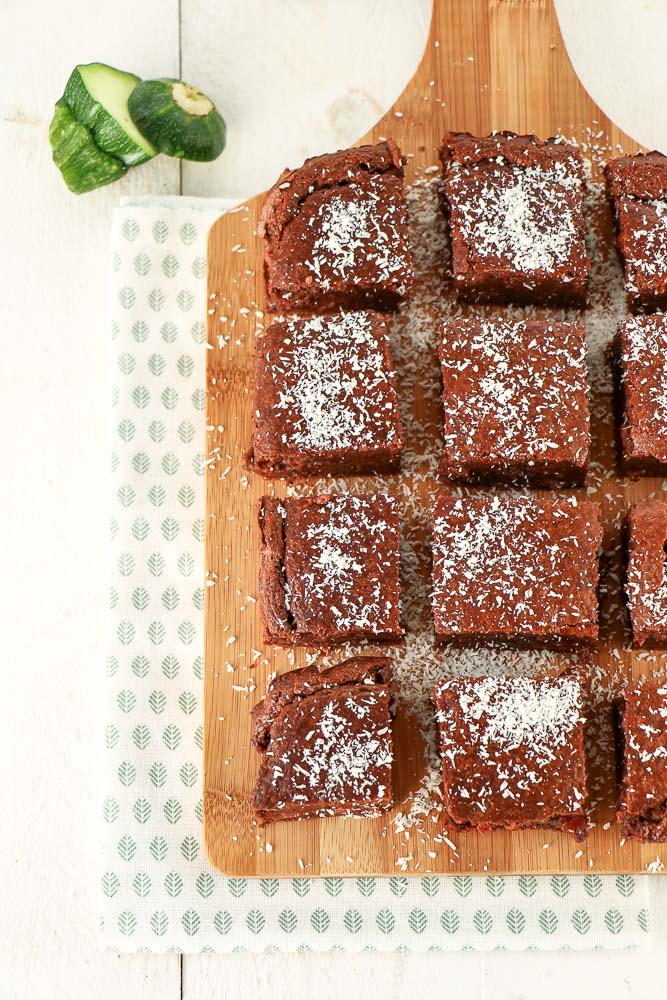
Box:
64;62;155;166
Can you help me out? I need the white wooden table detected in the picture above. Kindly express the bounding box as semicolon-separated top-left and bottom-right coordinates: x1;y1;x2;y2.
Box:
2;1;667;996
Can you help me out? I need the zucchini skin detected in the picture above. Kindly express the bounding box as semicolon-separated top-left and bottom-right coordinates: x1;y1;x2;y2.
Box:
49;99;73;148
128;78;226;162
64;63;156;166
49;99;127;194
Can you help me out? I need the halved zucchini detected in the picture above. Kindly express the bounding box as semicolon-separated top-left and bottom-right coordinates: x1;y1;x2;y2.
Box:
64;62;156;166
128;78;226;162
49;99;127;194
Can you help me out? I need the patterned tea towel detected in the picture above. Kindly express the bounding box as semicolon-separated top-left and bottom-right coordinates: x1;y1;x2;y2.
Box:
101;196;652;953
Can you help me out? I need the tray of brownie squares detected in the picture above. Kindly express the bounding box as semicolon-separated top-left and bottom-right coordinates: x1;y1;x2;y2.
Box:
206;127;667;869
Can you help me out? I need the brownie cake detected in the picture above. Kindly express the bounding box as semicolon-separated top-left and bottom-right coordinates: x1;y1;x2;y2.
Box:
431;495;602;648
616;679;667;841
439;317;590;485
613;314;667;476
251;657;394;824
625;499;667;648
259;139;414;313
440;131;590;305
434;674;588;840
434;675;588;840
246;310;402;478
258;493;402;645
605;150;667;312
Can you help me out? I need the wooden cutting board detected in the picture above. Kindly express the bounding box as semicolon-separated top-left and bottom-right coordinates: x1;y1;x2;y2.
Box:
204;0;666;877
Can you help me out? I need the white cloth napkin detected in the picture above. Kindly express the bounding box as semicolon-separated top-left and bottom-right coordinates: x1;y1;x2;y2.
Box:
101;197;651;953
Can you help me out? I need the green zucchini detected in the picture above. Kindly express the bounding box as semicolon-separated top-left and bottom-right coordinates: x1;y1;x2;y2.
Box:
64;63;155;166
49;99;127;194
128;78;226;162
49;98;73;149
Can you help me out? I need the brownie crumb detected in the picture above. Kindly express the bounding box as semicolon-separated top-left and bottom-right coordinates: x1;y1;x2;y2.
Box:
440;131;590;305
260;140;413;313
247;311;402;478
434;674;588;840
614;314;667;476
251;657;394;824
625;499;667;648
616;679;667;841
605;150;667;312
439;317;590;486
258;493;403;646
431;494;602;649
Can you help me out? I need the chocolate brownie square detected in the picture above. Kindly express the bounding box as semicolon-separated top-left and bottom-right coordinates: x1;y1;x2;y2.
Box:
246;311;402;478
440;131;590;305
431;495;602;649
625;499;667;648
605;151;667;312
439;317;590;486
434;674;588;840
259;493;402;646
614;314;667;476
259;139;413;314
251;656;393;824
616;679;667;841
